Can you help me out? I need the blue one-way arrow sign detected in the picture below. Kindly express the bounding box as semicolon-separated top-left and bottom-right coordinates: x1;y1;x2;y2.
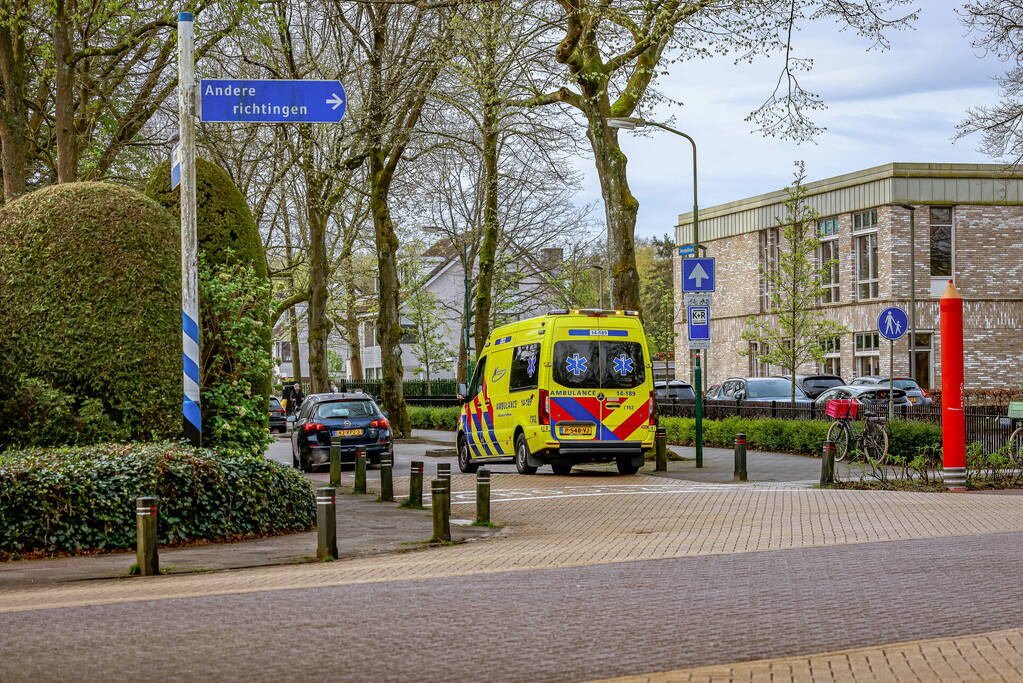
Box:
200;79;347;123
682;257;716;293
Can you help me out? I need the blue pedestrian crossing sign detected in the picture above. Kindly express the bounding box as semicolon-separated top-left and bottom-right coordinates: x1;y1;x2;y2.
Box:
878;306;909;341
681;257;715;293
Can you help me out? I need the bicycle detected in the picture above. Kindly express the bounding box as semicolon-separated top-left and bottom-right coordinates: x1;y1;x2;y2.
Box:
825;399;889;463
1006;402;1023;465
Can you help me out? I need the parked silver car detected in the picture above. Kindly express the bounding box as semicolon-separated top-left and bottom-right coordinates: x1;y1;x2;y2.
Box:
815;384;909;410
707;377;813;403
850;376;932;406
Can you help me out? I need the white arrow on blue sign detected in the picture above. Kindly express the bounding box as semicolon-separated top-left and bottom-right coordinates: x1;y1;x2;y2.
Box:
681;257;715;293
199;79;346;123
878;306;909;341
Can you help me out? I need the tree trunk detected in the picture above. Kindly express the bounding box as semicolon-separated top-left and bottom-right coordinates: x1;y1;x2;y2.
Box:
584;112;642;314
342;266;363;381
0;20;29;200
474;99;500;352
54;0;78;183
369;158;411;437
300;124;330;394
455;326;467;385
283;225;303;383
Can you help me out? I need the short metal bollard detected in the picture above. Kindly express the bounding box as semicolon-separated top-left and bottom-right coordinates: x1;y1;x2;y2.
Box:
316;487;338;560
733;433;748;482
353;448;367;495
821;439;835;486
476;468;491;525
135;496;159;576
407;460;424;507
329;440;342;487
431;479;450;542
437;462;451;518
379;450;394;502
655;427;668;472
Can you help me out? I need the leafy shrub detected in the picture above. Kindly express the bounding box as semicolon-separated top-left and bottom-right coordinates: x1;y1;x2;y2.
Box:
408;406;461;430
0;442;314;556
147;158;272;447
0;182;180;448
199;255;273;454
660;416;941;457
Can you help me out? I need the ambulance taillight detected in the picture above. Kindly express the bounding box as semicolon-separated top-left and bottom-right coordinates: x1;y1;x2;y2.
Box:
538;388;550;425
648;390;656;426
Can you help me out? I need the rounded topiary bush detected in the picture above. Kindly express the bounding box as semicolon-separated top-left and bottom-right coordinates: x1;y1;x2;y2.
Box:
0;182;180;448
146;158;272;452
0;443;315;557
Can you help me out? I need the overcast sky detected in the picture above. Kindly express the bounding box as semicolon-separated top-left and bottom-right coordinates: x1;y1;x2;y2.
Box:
575;1;1008;240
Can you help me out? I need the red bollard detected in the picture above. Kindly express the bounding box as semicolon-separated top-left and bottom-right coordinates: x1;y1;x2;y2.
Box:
940;280;966;491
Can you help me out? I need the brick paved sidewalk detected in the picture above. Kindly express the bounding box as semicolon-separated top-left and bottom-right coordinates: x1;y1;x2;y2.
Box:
601;627;1023;682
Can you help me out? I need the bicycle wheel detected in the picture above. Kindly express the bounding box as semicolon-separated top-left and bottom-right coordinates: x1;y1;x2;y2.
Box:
862;421;890;465
827;420;850;461
1009;427;1023;467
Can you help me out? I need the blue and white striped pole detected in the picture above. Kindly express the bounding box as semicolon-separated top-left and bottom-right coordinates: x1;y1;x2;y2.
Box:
178;11;201;445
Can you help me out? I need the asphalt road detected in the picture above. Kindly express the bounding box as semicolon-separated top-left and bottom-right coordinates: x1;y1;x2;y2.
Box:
5;531;1023;681
265;433;521;480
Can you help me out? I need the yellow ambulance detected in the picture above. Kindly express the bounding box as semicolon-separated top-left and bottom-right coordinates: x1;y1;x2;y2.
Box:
456;308;655;475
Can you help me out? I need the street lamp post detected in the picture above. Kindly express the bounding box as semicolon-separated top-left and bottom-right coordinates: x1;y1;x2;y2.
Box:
608;116;703;467
899;204;917;386
588;264;605;309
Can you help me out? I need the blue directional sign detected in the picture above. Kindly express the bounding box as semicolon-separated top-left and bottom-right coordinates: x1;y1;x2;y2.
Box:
199;79;346;123
170;143;181;190
878;306;909;341
688;305;710;348
681;257;715;293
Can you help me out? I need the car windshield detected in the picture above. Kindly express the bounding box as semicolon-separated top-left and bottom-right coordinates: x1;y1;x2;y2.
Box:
315;400;376;419
270;398;283;410
747;379;807;398
892;379;919;390
806;377;843;393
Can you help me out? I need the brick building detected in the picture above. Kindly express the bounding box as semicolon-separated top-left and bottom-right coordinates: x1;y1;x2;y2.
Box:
673;163;1023;390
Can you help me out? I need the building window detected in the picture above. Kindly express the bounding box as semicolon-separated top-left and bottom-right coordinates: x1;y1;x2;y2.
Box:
400;324;417;344
817;238;839;303
855;232;879;300
279;341;292;363
929;207;953;277
911;332;933;390
854;332;880;377
748;341;770;377
819;336;841;376
853;209;878;231
818;217;839;236
363;321;376;346
759;227;780;312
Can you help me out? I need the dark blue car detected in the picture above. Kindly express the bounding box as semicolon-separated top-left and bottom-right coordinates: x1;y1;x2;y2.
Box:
289;392;392;472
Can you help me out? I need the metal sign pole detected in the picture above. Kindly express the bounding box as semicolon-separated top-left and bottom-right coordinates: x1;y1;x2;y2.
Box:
178;12;201;446
889;338;894;423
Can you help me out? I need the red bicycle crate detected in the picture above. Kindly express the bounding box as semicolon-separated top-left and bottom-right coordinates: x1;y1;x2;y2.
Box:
825;399;858;419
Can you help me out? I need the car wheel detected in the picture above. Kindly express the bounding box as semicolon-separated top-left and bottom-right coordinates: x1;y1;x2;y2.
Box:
458;436;478;473
616;455;639;475
292;447;299;469
551;463;572;476
299;450;313;473
515;433;537;475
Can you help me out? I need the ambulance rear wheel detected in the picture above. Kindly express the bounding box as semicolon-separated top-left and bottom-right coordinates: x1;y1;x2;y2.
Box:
515;434;538;475
457;436;478;473
616;455;639;475
551;463;572;476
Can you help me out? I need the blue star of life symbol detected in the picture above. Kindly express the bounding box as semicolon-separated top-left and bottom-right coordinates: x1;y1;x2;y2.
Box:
612;353;634;376
526;354;537;378
565;353;588;376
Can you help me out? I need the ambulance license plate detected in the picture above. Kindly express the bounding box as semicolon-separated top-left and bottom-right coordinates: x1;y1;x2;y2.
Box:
334;429;363;437
560;425;593;437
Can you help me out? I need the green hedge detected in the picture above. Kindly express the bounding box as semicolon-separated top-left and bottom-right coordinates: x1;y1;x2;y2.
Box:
0;182;181;448
660;416;942;458
408;406;461;430
0;442;315;557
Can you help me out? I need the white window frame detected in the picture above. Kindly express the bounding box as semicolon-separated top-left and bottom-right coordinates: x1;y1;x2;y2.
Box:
748;341;770;377
759;228;780;312
817;237;840;304
854;232;879;301
854;332;880;377
819;336;841;376
928;207;955;298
